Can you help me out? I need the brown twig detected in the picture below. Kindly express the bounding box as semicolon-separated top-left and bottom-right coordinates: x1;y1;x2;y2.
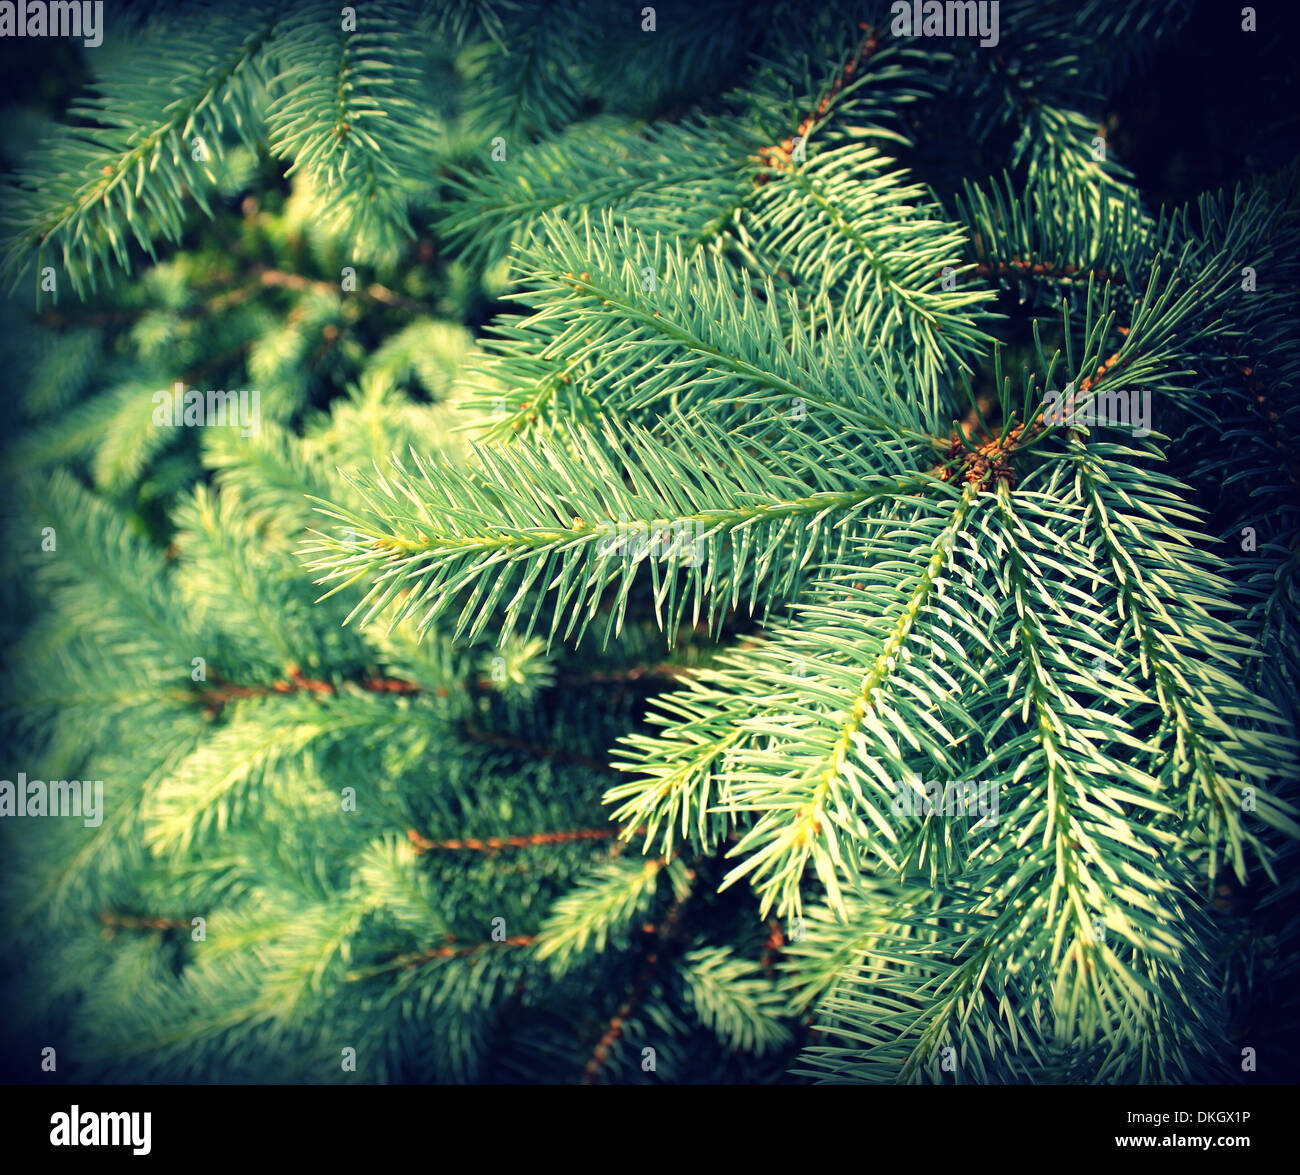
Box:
753;22;879;183
761;918;786;979
199;666;423;716
99;912;187;932
581;866;696;1085
348;934;538;978
406;826;621;854
933;327;1141;493
402;935;536;968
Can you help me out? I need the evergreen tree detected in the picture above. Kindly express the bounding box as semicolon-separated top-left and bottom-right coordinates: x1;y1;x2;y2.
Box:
0;0;1297;1084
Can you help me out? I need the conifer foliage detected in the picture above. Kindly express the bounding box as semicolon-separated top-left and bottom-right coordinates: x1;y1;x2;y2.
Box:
1;0;1297;1084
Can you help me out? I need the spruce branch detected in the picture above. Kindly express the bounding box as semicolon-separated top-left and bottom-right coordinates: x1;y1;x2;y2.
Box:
0;8;280;297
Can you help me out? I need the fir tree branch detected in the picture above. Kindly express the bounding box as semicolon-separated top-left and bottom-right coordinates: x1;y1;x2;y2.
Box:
0;9;280;296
